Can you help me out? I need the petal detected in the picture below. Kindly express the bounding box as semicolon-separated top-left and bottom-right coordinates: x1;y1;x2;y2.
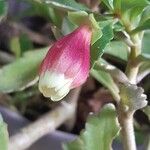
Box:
51;85;70;101
39;71;73;100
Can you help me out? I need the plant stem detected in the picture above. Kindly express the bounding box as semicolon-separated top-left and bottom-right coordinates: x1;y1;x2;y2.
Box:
118;109;136;150
9;88;80;150
125;35;142;84
118;32;142;149
0;51;14;64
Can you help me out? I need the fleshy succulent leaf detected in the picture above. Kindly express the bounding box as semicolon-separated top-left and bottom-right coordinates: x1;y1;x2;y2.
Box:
42;0;89;11
120;83;147;112
68;11;102;45
91;23;113;64
0;48;48;93
63;104;120;150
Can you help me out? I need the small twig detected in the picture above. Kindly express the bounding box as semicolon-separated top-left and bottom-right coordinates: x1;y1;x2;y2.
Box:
11;22;52;45
115;31;134;48
0;51;14;64
9;88;81;150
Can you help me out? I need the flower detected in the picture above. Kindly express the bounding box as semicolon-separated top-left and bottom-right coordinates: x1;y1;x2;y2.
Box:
38;25;92;101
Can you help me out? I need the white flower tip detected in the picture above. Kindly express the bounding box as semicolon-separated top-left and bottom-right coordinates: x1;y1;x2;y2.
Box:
39;86;69;101
39;71;72;101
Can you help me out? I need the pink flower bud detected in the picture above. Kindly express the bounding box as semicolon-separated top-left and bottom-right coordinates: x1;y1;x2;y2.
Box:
39;25;92;101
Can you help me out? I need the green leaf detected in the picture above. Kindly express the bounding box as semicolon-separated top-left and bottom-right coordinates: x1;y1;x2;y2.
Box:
101;0;113;11
19;34;33;53
0;0;7;21
134;54;150;81
0;48;48;93
91;27;102;45
10;37;21;58
51;26;63;39
12;87;38;104
120;83;148;111
0;114;8;150
94;59;128;83
131;18;150;33
113;22;124;31
48;7;64;27
43;0;89;11
137;60;150;82
89;14;103;45
104;41;129;61
61;17;76;35
91;23;113;64
137;53;150;63
68;11;102;45
113;0;121;12
68;11;88;26
90;63;119;101
120;0;149;26
123;6;145;29
142;31;150;54
10;34;33;57
140;5;150;24
63;104;120;150
138;37;150;81
22;0;51;20
129;6;145;23
121;0;148;15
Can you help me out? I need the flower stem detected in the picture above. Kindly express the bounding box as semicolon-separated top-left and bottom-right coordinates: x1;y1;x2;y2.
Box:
118;33;142;150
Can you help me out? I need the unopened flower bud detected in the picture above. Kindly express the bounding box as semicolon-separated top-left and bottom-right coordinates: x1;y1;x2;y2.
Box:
39;25;92;101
